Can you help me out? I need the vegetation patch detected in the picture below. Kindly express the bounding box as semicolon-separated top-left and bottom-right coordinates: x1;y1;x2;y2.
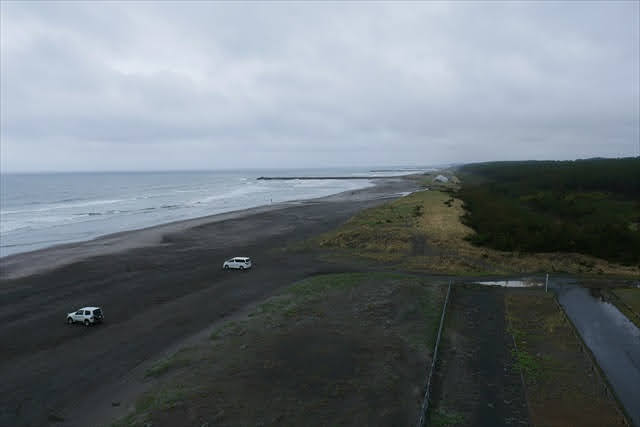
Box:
612;288;640;314
312;173;638;276
510;347;544;380
506;291;625;426
429;407;466;426
115;273;447;426
145;347;199;378
458;158;640;266
608;288;640;329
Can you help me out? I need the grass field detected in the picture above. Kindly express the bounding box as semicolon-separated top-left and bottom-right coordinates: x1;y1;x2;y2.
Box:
114;273;447;426
609;288;640;329
506;291;625;426
315;183;639;276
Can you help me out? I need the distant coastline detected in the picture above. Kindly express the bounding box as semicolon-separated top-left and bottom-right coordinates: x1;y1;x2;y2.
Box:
257;175;397;180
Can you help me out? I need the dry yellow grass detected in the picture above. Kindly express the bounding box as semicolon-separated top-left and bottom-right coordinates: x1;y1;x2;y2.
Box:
318;187;640;277
416;192;468;244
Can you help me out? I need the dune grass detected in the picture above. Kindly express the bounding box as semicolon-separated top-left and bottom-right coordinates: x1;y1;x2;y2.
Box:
315;186;638;276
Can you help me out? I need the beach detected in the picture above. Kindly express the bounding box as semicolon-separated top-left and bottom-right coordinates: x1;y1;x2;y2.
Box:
0;177;419;427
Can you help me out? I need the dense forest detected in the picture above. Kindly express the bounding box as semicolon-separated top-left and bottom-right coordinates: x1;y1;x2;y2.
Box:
457;158;640;265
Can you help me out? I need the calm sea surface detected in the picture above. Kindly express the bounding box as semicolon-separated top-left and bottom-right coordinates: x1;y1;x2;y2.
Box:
0;168;423;257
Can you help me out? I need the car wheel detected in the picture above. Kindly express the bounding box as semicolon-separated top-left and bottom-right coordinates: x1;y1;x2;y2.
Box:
67;317;73;325
239;266;244;270
224;265;229;270
84;319;90;326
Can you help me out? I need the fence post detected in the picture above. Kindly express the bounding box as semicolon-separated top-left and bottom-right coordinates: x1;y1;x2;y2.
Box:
545;273;549;293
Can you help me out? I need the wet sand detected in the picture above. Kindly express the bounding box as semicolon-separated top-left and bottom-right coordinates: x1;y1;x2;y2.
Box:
0;179;409;281
0;178;419;427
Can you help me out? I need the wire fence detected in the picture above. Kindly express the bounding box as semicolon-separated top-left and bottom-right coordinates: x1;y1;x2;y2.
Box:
416;280;452;427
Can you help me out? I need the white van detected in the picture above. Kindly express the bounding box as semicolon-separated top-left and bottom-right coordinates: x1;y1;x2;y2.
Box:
222;257;252;270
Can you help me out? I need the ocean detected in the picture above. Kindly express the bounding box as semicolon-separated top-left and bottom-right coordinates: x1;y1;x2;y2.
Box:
0;168;425;257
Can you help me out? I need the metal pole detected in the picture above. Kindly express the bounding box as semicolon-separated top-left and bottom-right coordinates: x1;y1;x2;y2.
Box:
545;273;549;293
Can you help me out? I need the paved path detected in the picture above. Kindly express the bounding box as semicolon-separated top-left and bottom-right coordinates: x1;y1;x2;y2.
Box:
555;283;640;427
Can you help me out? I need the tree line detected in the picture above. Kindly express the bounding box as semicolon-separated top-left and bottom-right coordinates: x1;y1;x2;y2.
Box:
457;158;640;265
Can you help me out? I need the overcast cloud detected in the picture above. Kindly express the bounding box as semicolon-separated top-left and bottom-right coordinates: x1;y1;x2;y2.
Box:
1;1;638;172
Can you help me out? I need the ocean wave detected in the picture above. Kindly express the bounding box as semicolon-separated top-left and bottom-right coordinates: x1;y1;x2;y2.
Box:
1;171;381;257
1;198;127;215
191;184;260;205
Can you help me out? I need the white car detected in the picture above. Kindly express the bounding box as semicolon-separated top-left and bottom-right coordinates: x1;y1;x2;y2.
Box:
223;257;252;270
67;306;104;326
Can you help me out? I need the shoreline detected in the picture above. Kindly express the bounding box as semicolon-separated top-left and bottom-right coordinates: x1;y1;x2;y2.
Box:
0;173;421;427
0;176;413;280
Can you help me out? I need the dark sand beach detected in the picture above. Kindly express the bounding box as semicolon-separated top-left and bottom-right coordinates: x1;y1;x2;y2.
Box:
0;177;419;427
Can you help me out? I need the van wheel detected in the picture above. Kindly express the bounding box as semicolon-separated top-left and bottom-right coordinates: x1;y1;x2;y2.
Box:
67;317;73;325
84;319;90;326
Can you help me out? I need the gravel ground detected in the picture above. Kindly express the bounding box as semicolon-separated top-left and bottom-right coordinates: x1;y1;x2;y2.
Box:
428;285;530;427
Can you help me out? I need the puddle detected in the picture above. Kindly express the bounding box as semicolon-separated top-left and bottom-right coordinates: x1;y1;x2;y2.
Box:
472;279;542;288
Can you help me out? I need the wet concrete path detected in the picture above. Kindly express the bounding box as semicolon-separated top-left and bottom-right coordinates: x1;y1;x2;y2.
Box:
554;283;640;427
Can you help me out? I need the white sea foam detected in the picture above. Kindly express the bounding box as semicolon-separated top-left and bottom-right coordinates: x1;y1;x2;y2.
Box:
1;198;126;215
0;168;426;257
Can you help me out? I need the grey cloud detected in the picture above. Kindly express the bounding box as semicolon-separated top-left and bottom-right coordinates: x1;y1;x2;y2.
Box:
1;1;638;172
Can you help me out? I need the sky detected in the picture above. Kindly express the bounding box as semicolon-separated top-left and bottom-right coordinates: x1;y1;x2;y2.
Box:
1;1;638;172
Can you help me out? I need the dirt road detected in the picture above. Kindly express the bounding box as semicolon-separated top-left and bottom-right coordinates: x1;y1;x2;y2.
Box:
428;285;530;426
0;179;418;427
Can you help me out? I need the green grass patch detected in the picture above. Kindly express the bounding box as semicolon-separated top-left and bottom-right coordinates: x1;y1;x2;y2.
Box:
511;348;542;380
289;272;391;297
612;288;640;314
253;272;431;322
316;190;437;258
210;320;247;340
404;285;446;351
145;347;197;378
112;385;199;427
430;407;466;426
609;288;640;329
136;385;190;412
